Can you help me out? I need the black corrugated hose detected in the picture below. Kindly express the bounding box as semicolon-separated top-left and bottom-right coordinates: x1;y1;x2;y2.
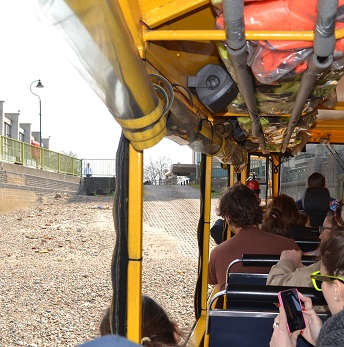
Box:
110;133;129;336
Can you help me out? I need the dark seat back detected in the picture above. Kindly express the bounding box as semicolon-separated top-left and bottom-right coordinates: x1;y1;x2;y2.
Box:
225;255;318;309
209;286;328;347
240;254;318;267
209;312;326;347
302;187;330;227
295;237;320;253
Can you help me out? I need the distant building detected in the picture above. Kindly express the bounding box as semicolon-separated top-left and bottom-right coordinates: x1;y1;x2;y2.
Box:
0;100;50;148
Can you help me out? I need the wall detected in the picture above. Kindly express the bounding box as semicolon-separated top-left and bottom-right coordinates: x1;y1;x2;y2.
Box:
0;161;81;215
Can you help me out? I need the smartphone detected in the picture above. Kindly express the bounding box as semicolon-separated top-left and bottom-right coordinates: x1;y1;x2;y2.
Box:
277;288;306;332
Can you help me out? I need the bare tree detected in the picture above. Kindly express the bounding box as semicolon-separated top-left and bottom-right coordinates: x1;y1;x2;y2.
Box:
61;150;78;158
144;155;172;185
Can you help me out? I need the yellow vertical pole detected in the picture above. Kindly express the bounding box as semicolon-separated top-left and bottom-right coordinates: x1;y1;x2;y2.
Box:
202;156;212;316
127;143;143;343
229;165;235;187
271;155;280;197
202;155;212;347
240;165;248;184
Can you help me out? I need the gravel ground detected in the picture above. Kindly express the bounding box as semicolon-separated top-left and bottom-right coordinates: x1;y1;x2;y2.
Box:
0;186;218;347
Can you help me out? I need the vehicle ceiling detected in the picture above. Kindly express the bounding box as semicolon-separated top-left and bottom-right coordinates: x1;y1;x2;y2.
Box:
36;0;344;168
127;0;344;149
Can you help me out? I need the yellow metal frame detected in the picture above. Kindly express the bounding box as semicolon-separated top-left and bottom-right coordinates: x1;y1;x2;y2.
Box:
201;155;212;311
144;28;344;42
140;0;209;28
270;155;280;198
189;154;213;347
127;144;144;343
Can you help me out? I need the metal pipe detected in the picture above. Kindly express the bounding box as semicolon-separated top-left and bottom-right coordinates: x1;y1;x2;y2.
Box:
166;92;248;167
281;0;338;153
143;27;344;42
222;0;266;153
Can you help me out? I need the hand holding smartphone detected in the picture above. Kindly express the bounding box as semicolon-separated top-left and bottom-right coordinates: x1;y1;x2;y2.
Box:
277;288;306;332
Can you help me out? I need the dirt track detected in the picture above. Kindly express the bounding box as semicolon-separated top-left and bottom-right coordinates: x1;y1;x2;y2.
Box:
0;185;218;346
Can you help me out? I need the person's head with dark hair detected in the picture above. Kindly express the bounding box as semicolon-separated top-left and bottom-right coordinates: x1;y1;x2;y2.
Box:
307;172;326;187
299;213;311;227
271;226;344;346
216;182;263;229
319;200;344;244
140;295;181;346
261;207;291;238
317;226;344;318
100;295;182;346
264;194;302;228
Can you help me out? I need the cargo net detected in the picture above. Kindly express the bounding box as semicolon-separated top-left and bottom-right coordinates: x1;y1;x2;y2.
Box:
212;0;344;152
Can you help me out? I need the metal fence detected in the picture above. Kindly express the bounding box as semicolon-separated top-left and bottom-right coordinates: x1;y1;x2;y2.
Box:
81;159;116;177
0;136;81;176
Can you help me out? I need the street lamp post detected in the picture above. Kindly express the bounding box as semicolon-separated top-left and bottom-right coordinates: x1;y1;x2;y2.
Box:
30;79;44;146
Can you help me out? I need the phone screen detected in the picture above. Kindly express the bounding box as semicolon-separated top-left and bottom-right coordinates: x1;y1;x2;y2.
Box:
278;288;306;332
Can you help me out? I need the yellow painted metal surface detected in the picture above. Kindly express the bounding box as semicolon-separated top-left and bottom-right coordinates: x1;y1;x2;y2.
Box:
271;155;280;198
140;0;209;28
240;168;248;184
202;156;212;310
127;144;144;343
188;313;207;347
118;0;145;56
144;28;344;42
137;1;344;150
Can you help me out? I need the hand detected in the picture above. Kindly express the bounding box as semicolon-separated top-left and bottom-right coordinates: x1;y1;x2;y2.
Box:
270;305;299;347
280;250;303;269
297;292;322;346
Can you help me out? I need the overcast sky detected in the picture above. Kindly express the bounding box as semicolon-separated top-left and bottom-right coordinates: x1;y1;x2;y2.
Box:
0;1;193;164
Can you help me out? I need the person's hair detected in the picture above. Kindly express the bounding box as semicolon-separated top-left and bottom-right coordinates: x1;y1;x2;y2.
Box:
100;295;182;346
326;200;344;228
320;227;344;277
299;213;311;227
261;207;291;238
141;295;180;346
216;183;262;228
307;172;325;187
264;194;302;227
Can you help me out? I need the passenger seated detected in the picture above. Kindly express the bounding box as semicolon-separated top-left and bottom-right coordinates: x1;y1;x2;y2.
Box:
295;172;334;210
208;183;300;291
262;194;316;239
210;177;261;245
303;186;331;227
296;172;335;227
99;295;183;346
267;201;344;288
270;227;344;347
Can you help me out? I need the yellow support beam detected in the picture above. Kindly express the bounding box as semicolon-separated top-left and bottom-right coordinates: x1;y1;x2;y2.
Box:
240;167;248;184
127;144;144;344
229;165;235;187
201;155;212;310
140;0;209;28
188;312;207;347
271;155;280;198
118;0;145;57
144;27;344;42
